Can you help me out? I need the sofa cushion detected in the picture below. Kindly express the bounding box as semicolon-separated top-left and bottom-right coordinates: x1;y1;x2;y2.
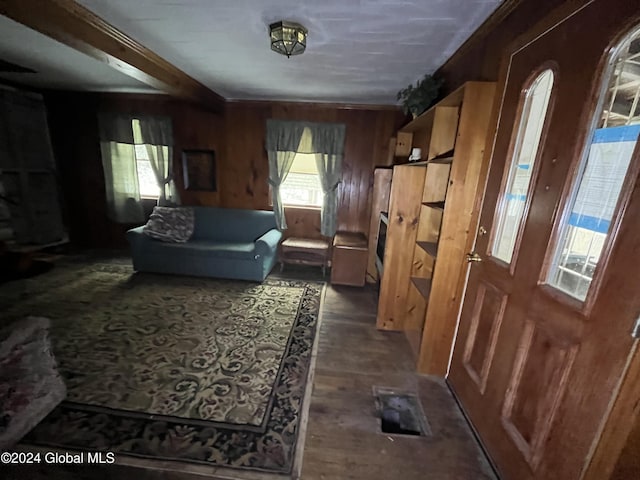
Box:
179;241;257;260
143;207;194;243
191;207;278;242
144;239;257;261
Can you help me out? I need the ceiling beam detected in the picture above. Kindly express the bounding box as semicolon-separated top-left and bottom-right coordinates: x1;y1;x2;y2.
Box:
0;0;226;112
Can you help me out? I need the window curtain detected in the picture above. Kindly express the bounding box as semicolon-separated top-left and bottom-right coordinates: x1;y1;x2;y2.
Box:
134;116;179;206
265;120;307;230
307;124;346;237
266;120;346;235
98;113;144;223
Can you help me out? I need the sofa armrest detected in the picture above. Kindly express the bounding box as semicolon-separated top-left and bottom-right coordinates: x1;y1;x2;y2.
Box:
126;226;145;245
255;229;283;257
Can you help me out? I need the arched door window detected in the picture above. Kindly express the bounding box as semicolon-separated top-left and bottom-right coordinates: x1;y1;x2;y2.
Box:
546;26;640;301
491;69;555;264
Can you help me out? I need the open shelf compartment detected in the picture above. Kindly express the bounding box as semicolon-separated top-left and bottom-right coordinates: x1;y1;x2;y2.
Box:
417;241;438;258
411;276;433;300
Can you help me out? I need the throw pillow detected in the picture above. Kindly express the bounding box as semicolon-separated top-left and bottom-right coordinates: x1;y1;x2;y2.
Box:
143;206;195;243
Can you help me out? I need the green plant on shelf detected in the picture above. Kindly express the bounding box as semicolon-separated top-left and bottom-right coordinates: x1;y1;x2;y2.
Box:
397;74;444;118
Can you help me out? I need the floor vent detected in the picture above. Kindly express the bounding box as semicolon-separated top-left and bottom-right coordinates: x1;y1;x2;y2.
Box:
374;387;431;437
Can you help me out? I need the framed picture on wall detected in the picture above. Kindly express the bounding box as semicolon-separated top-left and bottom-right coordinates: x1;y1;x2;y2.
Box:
182;149;216;191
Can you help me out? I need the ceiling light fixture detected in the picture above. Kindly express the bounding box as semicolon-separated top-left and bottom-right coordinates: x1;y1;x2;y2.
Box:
269;21;307;58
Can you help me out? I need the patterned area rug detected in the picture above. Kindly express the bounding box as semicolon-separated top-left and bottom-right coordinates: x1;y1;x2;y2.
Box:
0;260;323;474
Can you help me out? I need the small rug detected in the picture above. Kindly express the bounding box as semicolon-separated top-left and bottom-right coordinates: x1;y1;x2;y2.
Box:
0;260;323;474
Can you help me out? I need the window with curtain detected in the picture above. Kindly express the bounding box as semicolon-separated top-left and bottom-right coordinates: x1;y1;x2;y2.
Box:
279;153;323;207
133;143;160;198
98;113;177;223
265;120;346;236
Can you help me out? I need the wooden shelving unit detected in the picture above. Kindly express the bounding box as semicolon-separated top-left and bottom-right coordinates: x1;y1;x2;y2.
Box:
410;276;432;301
375;163;427;331
417;240;439;258
403;159;450;356
422;201;445;210
376;81;496;374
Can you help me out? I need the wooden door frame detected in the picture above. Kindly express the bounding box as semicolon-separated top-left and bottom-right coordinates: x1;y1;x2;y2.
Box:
448;1;640;478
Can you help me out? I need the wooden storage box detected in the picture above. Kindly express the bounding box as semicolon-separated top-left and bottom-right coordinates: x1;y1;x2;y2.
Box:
331;231;368;286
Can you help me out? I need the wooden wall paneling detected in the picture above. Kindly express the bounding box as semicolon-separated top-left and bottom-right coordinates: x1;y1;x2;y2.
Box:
45;92;109;247
366;168;392;283
48;96;403;248
222;103;272;210
418;82;496;375
44;92;225;248
337;111;360;233
365;111;404;257
386;137;396;165
98;94;225;208
374;110;405;167
376;164;426;330
172;102;224;207
435;0;567;95
222;102;403;241
351;111;375;235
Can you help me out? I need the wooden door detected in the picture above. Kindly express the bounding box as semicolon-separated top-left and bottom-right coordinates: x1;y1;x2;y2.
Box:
448;2;640;479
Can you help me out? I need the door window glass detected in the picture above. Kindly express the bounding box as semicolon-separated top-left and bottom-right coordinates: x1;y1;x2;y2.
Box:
547;28;640;300
492;70;554;264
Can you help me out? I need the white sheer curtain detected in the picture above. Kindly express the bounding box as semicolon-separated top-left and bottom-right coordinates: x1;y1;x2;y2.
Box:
98;113;144;223
267;150;297;230
135;116;179;206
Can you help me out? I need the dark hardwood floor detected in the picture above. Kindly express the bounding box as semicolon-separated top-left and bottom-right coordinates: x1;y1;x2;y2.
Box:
299;283;495;480
3;261;495;480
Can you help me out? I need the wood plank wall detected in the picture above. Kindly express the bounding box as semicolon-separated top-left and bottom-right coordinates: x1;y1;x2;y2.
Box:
222;101;404;240
44;92;223;248
435;0;567;94
44;92;403;247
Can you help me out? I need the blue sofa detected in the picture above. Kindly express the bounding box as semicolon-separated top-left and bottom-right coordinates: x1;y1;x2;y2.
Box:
126;207;282;282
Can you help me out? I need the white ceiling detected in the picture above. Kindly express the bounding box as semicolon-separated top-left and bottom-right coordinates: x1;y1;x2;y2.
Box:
0;0;502;104
0;15;158;93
